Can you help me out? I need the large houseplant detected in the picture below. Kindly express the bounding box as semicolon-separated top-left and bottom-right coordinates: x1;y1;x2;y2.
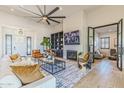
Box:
40;37;51;51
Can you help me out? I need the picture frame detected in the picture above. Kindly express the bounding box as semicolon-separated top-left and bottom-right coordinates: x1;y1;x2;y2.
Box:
64;30;80;45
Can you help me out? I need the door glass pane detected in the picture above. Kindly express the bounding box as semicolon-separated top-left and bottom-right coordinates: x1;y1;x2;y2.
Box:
118;58;121;68
27;37;32;55
5;34;12;55
119;35;121;45
117;19;123;71
90;46;93;52
89;37;93;45
88;27;94;63
89;31;93;36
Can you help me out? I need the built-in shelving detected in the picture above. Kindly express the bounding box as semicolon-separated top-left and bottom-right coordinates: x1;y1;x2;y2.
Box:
51;31;63;57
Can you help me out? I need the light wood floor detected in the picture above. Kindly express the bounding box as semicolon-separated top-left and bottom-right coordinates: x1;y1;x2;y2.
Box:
74;59;124;88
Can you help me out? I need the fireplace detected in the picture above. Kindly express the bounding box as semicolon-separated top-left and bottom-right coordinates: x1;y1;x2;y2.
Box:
67;50;77;61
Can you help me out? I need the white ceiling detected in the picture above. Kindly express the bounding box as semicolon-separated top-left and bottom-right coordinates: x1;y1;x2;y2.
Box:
0;5;101;25
95;25;117;34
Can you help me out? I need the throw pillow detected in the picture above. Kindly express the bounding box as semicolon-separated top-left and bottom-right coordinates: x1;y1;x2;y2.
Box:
10;54;22;62
10;64;44;84
82;53;89;62
11;60;36;66
97;49;101;55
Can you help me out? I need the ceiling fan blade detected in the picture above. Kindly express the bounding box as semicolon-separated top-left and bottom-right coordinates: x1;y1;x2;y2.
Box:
24;16;42;18
44;5;46;15
46;20;50;25
48;18;60;24
36;5;44;15
47;7;59;16
37;19;42;23
19;6;42;17
48;16;66;18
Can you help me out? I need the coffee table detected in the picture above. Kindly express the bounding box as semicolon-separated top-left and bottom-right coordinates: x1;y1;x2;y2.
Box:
38;57;66;74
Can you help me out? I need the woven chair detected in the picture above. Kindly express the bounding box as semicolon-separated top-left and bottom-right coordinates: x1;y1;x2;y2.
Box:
78;52;90;69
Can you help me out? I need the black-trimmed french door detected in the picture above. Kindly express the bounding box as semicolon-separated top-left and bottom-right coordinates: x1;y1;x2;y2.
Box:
88;27;95;63
88;19;123;71
117;19;123;71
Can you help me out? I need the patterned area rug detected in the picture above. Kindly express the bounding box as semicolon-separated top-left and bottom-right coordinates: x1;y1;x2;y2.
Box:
53;60;94;88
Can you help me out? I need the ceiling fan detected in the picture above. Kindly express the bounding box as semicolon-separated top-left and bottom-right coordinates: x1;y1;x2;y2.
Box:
19;5;66;25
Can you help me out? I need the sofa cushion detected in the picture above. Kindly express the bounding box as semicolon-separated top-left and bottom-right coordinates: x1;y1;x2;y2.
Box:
10;54;22;62
11;58;36;66
0;55;12;62
10;64;44;84
96;49;101;55
0;75;22;88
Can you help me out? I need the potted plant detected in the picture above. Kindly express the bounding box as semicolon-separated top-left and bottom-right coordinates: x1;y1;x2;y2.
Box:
40;37;51;51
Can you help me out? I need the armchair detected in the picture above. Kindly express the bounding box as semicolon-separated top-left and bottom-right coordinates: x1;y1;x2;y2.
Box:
108;49;117;60
46;49;56;57
94;49;106;59
78;53;90;69
32;50;43;59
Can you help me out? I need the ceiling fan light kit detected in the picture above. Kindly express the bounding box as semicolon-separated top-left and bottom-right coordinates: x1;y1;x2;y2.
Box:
42;16;48;20
20;5;66;25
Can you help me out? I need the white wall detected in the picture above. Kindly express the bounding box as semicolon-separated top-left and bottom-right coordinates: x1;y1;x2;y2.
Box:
1;26;35;56
0;11;52;57
86;5;124;67
52;10;87;59
51;24;63;33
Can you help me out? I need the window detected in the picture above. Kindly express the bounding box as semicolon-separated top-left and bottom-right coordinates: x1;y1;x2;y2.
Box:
101;37;110;49
27;36;32;55
5;34;12;55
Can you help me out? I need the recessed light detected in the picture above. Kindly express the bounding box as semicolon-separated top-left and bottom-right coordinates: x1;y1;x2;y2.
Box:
59;7;62;10
10;8;14;11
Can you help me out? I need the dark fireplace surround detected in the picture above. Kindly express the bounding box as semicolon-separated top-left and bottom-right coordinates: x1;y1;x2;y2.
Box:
67;50;77;61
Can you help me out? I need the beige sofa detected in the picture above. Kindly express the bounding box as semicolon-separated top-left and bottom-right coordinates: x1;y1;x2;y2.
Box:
0;55;56;88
